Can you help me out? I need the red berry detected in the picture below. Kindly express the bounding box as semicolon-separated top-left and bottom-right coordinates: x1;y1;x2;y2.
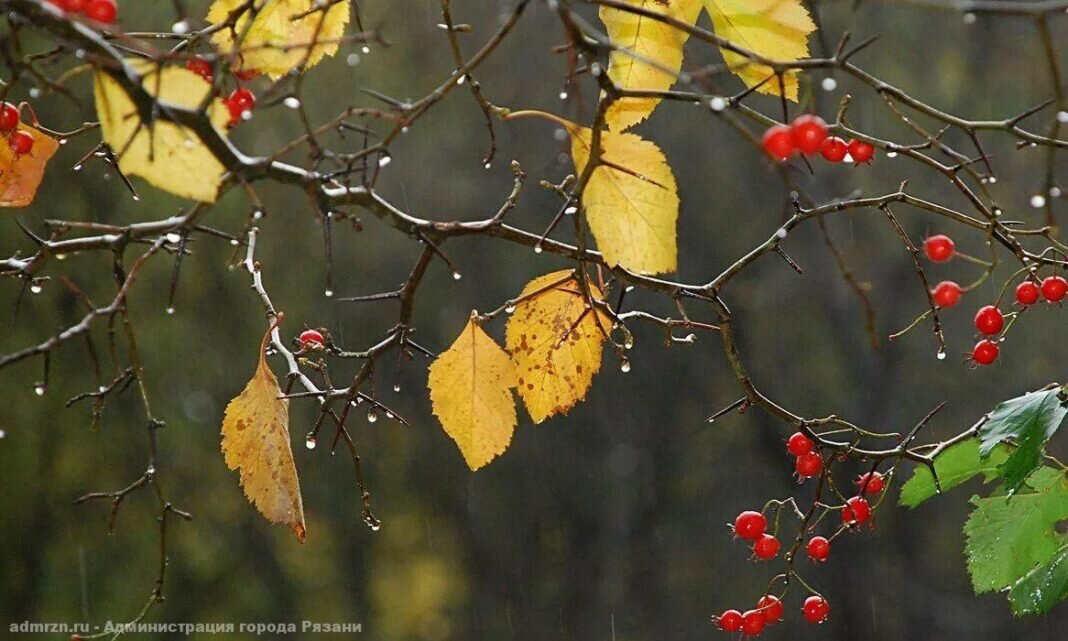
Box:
186;57;214;81
795;452;822;478
85;0;117;23
733;510;767;540
756;595;783;624
931;281;963;308
820;136;848;163
791;114;829;155
740;610;766;636
0;102;18;131
753;534;780;560
10;130;34;155
856;471;885;495
226;87;256;126
802;596;830;624
1041;275;1068;302
234;68;261;81
806;536;831;562
847;138;875;164
1015;281;1040;306
974;305;1004;335
786;431;813;456
841;496;872;525
924;234;955;262
972;339;999;366
762;125;795;161
299;329;325;348
716;610;743;632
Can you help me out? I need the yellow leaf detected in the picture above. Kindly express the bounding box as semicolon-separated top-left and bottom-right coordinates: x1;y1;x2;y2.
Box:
221;324;306;542
505;271;611;423
568;123;679;274
0;124;59;207
207;0;351;79
705;0;815;101
428;316;518;471
600;0;703;131
93;62;230;202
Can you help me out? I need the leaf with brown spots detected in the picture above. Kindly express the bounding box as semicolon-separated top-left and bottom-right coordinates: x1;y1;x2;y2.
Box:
221;323;306;542
0;124;59;207
505;270;611;423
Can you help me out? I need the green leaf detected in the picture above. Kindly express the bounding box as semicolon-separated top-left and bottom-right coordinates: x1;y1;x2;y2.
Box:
963;468;1068;595
979;387;1068;492
1008;544;1068;616
898;439;1007;508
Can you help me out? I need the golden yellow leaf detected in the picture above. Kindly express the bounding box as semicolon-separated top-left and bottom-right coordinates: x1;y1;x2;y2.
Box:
207;0;351;79
705;0;815;101
600;0;703;131
93;62;230;202
221;324;306;542
0;125;59;207
428;315;518;471
505;270;611;423
568;123;679;275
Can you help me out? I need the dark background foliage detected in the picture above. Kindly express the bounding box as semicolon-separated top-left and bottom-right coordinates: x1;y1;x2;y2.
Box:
0;1;1066;639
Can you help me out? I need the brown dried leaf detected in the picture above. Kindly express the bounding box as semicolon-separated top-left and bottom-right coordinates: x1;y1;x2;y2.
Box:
221;324;306;542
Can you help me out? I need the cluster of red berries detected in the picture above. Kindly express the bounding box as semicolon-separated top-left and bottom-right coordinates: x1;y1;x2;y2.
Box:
787;431;821;479
50;0;118;24
185;57;259;128
924;233;1067;366
716;434;887;634
0;102;34;156
761;115;875;165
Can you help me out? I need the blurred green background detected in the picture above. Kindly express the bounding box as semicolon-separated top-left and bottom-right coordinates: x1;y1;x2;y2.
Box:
1;0;1066;639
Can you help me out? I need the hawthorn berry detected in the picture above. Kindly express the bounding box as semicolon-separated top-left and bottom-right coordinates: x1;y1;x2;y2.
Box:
924;234;955;262
802;596;831;624
1041;275;1068;302
741;610;766;636
791;114;828;155
847;138;875;164
753;533;780;560
186;57;214;81
716;610;743;633
299;329;325;348
226;87;257;126
786;431;813;456
733;510;767;540
931;281;962;308
0;102;18;131
1015;281;1040;306
795;451;822;478
85;0;117;23
856;471;885;495
972;339;999;366
806;536;831;562
841;496;872;525
762;125;795;161
10;130;34;156
820;136;848;163
756;595;783;625
973;305;1004;336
